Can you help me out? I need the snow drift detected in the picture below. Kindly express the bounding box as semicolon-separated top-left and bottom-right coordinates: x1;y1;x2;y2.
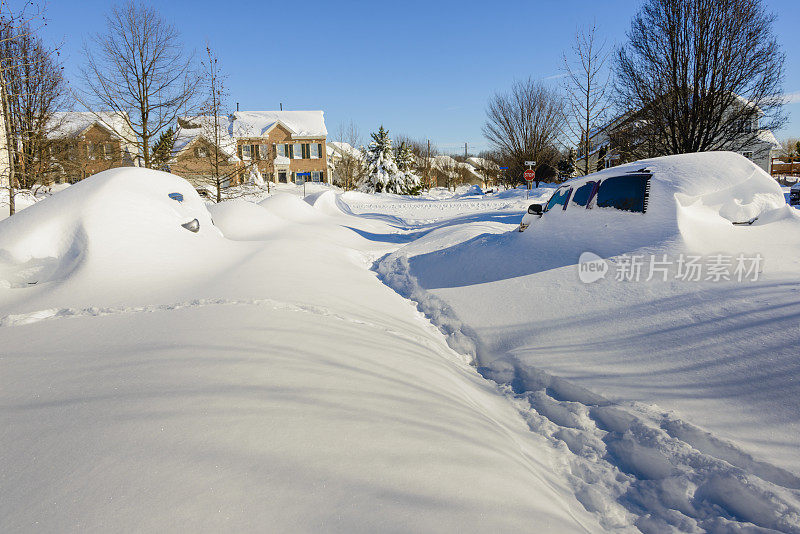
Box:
0;168;219;290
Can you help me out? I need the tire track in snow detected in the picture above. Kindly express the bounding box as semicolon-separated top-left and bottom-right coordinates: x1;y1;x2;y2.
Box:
375;251;800;533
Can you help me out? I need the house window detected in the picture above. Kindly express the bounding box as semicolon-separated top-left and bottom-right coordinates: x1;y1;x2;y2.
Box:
86;142;95;160
309;143;320;159
293;143;304;159
312;171;322;182
295;172;304;184
241;144;252;160
276;144;288;157
742;151;753;160
195;146;208;158
259;145;269;159
103;143;113;160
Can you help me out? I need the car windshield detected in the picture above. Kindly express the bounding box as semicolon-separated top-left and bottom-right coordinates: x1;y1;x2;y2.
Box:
596;174;650;213
545;187;572;212
571;181;598;207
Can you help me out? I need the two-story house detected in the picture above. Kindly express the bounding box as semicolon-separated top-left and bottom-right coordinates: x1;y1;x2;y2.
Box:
171;111;328;187
47;112;139;183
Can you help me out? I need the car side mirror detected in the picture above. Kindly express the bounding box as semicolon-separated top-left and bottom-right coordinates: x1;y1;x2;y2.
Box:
528;204;543;215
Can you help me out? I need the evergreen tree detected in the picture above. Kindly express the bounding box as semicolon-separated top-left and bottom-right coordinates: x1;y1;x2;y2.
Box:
151;127;176;171
396;142;414;172
363;125;402;193
395;141;422;195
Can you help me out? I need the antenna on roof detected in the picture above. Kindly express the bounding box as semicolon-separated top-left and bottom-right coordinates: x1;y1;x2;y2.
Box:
280;102;283;111
236;102;239;112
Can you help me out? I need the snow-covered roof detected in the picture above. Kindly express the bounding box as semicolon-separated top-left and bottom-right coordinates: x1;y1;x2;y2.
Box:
274;155;290;166
47;112;131;140
231;111;327;139
327;141;361;158
466;157;498;170
756;129;780;149
174;116;238;159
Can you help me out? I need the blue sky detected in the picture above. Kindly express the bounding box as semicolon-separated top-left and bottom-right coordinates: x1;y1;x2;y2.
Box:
39;0;800;154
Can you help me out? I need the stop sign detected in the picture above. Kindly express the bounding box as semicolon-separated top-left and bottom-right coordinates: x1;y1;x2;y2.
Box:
524;169;536;181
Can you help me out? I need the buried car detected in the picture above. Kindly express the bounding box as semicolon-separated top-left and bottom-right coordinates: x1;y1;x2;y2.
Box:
518;152;791;237
791;182;800;206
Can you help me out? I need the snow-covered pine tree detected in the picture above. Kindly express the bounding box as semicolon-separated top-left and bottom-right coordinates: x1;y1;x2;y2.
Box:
396;142;414;172
394;142;422;195
363;125;403;193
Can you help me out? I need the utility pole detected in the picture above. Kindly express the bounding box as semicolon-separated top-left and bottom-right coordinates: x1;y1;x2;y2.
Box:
427;139;431;190
464;142;468;159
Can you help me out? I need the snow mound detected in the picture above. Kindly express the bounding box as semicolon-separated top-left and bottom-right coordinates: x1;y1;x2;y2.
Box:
460;184;484;196
258;193;322;223
207;199;288;240
305;190;357;218
0;168;218;288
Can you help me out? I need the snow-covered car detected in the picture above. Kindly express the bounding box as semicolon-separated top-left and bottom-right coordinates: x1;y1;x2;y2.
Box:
519;171;651;231
519;153;787;233
790;182;800;205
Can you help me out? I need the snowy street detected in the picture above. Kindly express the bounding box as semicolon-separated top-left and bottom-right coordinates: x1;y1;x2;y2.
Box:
2;159;800;532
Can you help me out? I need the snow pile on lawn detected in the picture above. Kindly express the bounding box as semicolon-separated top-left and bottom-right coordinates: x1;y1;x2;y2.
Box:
0;168;602;532
375;152;800;532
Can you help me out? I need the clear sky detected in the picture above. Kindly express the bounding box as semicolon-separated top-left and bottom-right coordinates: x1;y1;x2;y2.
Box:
37;0;800;154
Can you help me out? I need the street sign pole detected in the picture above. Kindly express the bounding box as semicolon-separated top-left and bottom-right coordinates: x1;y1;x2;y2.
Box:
524;161;537;189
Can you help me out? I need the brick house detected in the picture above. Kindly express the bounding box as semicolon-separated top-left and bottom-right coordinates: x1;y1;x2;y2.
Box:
171;111;328;188
46;112;138;183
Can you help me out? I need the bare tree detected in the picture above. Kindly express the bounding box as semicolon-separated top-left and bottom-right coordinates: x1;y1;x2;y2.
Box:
0;23;69;190
778;138;798;160
615;0;785;159
78;1;198;169
562;23;611;175
331;120;365;191
432;155;457;191
198;45;232;203
483;78;566;185
0;0;62;215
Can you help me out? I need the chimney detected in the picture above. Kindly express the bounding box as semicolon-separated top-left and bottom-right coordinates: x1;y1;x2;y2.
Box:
236;102;239;112
280;102;283;111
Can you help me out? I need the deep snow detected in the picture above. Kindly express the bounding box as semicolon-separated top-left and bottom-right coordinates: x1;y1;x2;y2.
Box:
0;169;598;532
2;156;800;532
